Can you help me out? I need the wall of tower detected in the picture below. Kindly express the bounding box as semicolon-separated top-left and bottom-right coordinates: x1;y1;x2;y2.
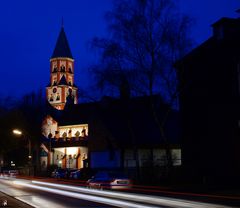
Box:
47;57;78;110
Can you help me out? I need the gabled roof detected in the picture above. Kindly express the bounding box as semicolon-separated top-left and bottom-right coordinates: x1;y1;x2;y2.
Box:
49;95;180;149
58;75;68;85
175;17;240;67
51;27;73;59
93;96;180;148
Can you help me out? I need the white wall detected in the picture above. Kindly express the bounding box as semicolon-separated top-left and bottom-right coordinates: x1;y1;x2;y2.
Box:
58;124;88;138
123;148;182;167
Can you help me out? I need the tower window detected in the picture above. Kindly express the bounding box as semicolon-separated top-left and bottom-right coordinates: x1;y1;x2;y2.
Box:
68;67;72;73
53;67;58;73
60;65;66;72
56;93;60;101
49;94;54;102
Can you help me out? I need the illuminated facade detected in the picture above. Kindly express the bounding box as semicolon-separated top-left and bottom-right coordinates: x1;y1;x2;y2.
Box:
41;115;88;170
40;26;87;170
46;26;78;110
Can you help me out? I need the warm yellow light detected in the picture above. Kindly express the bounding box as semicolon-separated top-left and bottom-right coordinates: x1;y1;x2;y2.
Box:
13;129;22;135
66;147;78;155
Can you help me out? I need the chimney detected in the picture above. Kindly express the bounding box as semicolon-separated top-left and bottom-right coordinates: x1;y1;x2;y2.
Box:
212;17;240;40
120;75;130;100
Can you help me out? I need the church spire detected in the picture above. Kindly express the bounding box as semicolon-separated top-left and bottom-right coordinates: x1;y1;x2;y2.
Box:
51;26;73;59
46;24;78;110
61;17;64;28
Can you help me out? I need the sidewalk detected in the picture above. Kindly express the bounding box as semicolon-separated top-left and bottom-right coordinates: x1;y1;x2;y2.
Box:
0;192;33;208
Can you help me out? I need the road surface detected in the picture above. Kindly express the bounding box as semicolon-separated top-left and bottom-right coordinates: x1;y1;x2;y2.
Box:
0;177;236;208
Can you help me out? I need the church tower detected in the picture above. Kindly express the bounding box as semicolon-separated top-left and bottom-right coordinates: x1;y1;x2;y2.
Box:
46;25;78;110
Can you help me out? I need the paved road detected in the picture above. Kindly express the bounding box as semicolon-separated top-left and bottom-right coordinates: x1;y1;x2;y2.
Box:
0;179;115;208
0;177;236;208
0;191;32;208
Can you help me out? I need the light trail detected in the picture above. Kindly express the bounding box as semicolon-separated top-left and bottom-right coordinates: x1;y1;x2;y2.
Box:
13;180;160;208
31;180;229;208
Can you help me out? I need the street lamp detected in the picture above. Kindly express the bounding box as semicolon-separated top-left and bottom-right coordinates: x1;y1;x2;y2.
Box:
12;129;32;174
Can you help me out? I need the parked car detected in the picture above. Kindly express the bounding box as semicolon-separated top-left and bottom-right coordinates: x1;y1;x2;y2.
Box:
69;169;81;179
87;171;132;190
51;168;78;179
1;169;19;178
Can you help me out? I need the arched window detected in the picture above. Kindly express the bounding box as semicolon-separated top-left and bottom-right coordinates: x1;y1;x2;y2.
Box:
53;67;58;73
56;93;60;101
49;94;54;102
60;65;65;72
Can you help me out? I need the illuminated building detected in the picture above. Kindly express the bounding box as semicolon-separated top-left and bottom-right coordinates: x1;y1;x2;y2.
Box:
46;25;78;110
40;24;181;182
41;25;87;170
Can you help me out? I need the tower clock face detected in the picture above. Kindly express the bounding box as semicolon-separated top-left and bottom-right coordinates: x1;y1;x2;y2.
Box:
53;88;57;93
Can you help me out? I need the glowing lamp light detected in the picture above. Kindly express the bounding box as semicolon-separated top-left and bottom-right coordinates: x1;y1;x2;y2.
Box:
13;129;22;135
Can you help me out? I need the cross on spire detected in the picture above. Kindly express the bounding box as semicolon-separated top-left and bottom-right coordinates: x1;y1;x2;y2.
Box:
61;17;64;28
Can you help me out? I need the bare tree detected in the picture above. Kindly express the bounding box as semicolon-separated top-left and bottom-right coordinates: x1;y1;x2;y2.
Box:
91;0;192;101
91;0;193;179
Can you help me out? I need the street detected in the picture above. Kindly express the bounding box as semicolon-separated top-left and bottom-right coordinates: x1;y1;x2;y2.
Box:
0;177;236;208
0;178;113;208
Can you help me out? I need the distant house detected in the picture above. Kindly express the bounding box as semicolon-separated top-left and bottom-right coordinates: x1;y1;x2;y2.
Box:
176;17;240;185
88;96;181;172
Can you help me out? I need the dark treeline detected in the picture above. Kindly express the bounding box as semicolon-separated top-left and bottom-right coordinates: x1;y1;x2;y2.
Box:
0;90;46;168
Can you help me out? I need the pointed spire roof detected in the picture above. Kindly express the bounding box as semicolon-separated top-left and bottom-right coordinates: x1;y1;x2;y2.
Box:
51;26;73;59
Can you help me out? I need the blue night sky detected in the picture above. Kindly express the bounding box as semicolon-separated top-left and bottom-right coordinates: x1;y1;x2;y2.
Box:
0;0;239;98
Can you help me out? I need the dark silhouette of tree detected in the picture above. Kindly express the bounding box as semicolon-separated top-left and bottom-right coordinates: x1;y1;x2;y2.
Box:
17;90;47;173
90;0;193;179
91;0;192;102
0;90;46;172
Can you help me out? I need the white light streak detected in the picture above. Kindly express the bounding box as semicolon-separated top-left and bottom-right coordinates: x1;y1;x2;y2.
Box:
31;180;229;208
13;181;160;208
